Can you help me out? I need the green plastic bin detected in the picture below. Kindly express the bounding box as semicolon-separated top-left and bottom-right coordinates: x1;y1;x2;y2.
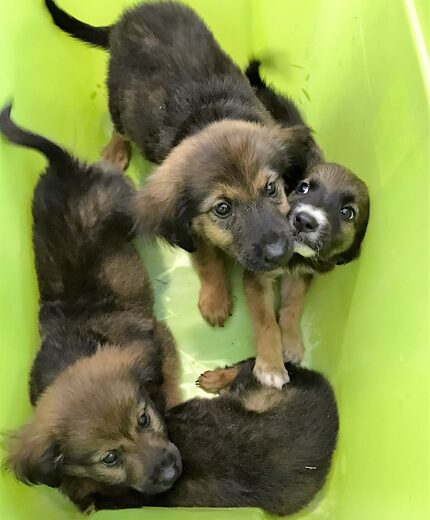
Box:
0;0;429;519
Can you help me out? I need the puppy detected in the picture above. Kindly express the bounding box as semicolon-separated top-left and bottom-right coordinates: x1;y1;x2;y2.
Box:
0;105;181;512
45;0;317;387
246;60;370;363
91;359;339;515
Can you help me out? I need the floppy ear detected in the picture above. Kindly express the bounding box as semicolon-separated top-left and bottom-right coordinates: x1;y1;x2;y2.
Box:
135;169;197;253
335;216;369;265
5;422;63;488
130;359;165;412
277;125;324;187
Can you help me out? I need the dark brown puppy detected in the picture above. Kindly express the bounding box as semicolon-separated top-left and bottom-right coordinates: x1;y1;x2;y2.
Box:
45;0;317;388
245;60;370;363
91;360;339;515
0;106;181;512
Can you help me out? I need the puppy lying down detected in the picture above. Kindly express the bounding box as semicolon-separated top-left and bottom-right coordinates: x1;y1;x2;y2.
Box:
0;106;181;512
94;360;339;516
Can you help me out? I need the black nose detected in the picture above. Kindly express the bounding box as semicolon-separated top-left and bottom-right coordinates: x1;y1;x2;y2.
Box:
294;211;318;232
159;464;180;486
263;238;290;264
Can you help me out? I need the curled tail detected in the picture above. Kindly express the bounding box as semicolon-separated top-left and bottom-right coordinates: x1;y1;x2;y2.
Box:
45;0;110;49
245;59;266;89
0;104;71;167
245;58;307;128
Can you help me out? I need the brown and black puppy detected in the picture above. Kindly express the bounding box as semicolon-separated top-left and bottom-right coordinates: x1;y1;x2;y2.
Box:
45;0;317;388
0;105;181;512
92;359;339;515
246;60;370;363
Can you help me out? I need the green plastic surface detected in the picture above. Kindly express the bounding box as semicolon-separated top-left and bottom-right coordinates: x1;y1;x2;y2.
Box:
0;1;429;519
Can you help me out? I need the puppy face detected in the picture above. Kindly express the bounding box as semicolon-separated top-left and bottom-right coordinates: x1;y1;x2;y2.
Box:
5;347;182;502
288;163;369;264
138;120;315;272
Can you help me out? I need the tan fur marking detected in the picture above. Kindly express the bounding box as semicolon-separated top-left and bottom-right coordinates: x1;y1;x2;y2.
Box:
196;366;239;393
192;242;232;326
244;273;289;388
242;387;284;413
279;275;308;364
102;131;131;171
192;215;233;248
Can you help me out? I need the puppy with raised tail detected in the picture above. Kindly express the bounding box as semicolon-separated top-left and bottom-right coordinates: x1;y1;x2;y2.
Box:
0;105;181;512
245;60;370;364
45;0;318;388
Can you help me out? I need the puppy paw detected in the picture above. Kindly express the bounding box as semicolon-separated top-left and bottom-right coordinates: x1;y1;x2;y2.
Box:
282;332;304;364
198;287;232;327
102;136;131;171
253;360;290;389
83;504;97;516
196;367;237;393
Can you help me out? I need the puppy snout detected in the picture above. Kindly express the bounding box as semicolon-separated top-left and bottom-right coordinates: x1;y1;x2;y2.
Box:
150;459;181;488
159;464;179;485
149;445;182;490
263;238;290;265
294;211;318;232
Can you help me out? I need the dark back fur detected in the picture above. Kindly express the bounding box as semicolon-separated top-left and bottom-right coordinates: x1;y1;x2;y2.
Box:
107;2;273;161
46;1;274;162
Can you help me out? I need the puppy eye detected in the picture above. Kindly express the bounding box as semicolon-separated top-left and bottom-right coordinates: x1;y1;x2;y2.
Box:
102;451;118;466
296;181;310;194
213;201;231;218
265;181;278;197
340;206;355;221
138;412;150;428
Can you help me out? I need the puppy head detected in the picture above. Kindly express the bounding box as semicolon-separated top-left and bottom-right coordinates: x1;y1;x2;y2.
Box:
137;120;315;272
5;347;182;502
288;163;369;265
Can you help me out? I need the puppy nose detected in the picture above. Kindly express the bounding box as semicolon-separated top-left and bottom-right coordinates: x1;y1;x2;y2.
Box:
153;462;180;487
263;238;289;264
160;465;179;485
294;211;318;232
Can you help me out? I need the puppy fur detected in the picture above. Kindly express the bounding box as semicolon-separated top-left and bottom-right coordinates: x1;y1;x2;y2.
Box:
92;360;339;516
45;0;318;387
246;60;370;364
0;106;181;511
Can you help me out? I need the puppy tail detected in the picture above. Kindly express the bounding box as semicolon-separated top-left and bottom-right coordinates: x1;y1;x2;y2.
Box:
45;0;110;49
245;59;265;88
0;104;71;167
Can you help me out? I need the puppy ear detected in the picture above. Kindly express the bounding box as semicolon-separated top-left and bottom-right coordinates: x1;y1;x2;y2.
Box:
277;125;324;187
335;215;369;265
136;170;197;252
5;422;63;488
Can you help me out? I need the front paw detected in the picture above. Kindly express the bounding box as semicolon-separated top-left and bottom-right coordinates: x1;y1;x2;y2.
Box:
198;287;232;327
196;367;237;393
253;359;290;389
282;330;304;364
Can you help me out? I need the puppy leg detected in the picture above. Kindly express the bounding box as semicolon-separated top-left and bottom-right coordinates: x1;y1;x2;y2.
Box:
102;131;131;171
279;275;309;364
196;359;253;393
196;366;240;392
192;242;232;327
244;273;289;388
